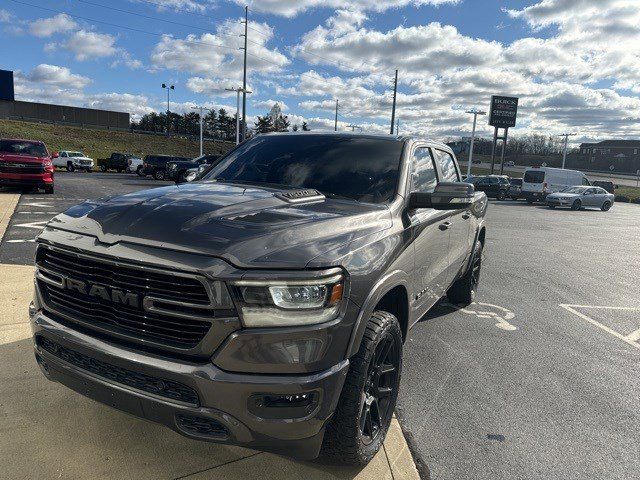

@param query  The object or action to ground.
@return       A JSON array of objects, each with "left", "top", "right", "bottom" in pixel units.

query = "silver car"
[{"left": 546, "top": 186, "right": 615, "bottom": 211}]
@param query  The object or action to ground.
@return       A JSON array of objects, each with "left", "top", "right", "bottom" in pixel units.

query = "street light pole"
[
  {"left": 334, "top": 99, "right": 339, "bottom": 132},
  {"left": 226, "top": 87, "right": 252, "bottom": 145},
  {"left": 390, "top": 69, "right": 398, "bottom": 135},
  {"left": 558, "top": 133, "right": 577, "bottom": 169},
  {"left": 162, "top": 83, "right": 174, "bottom": 136},
  {"left": 193, "top": 106, "right": 211, "bottom": 156},
  {"left": 465, "top": 108, "right": 486, "bottom": 178},
  {"left": 240, "top": 6, "right": 248, "bottom": 142}
]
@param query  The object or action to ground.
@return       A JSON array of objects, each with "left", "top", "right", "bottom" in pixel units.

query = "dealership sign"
[{"left": 489, "top": 95, "right": 519, "bottom": 128}]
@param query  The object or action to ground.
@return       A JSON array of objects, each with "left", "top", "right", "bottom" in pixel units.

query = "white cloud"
[
  {"left": 132, "top": 0, "right": 214, "bottom": 12},
  {"left": 252, "top": 99, "right": 289, "bottom": 111},
  {"left": 0, "top": 9, "right": 12, "bottom": 23},
  {"left": 30, "top": 13, "right": 77, "bottom": 38},
  {"left": 18, "top": 64, "right": 92, "bottom": 89},
  {"left": 63, "top": 30, "right": 118, "bottom": 61},
  {"left": 230, "top": 0, "right": 459, "bottom": 18}
]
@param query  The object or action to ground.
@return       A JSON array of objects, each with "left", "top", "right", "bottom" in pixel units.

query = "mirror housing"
[
  {"left": 51, "top": 152, "right": 59, "bottom": 158},
  {"left": 408, "top": 182, "right": 475, "bottom": 210}
]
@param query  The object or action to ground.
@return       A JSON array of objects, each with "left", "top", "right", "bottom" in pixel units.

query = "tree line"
[
  {"left": 130, "top": 106, "right": 311, "bottom": 139},
  {"left": 452, "top": 133, "right": 572, "bottom": 156}
]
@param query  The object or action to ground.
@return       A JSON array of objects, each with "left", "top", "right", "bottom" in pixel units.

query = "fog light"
[{"left": 249, "top": 391, "right": 320, "bottom": 419}]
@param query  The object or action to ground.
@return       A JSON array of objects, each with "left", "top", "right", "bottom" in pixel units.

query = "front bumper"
[
  {"left": 31, "top": 308, "right": 349, "bottom": 459},
  {"left": 0, "top": 172, "right": 53, "bottom": 187},
  {"left": 523, "top": 191, "right": 546, "bottom": 202},
  {"left": 546, "top": 197, "right": 570, "bottom": 207}
]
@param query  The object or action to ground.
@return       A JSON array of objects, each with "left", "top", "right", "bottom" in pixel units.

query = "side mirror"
[
  {"left": 408, "top": 182, "right": 475, "bottom": 210},
  {"left": 52, "top": 152, "right": 59, "bottom": 158}
]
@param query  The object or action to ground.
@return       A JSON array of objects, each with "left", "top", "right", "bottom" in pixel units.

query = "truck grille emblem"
[{"left": 63, "top": 277, "right": 140, "bottom": 308}]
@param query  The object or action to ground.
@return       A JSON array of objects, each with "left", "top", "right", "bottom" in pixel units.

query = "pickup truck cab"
[
  {"left": 30, "top": 133, "right": 487, "bottom": 465},
  {"left": 98, "top": 152, "right": 134, "bottom": 173},
  {"left": 167, "top": 154, "right": 222, "bottom": 183},
  {"left": 142, "top": 154, "right": 191, "bottom": 180},
  {"left": 53, "top": 150, "right": 94, "bottom": 172},
  {"left": 0, "top": 138, "right": 54, "bottom": 193}
]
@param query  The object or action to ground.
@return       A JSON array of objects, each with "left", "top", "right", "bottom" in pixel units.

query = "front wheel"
[
  {"left": 497, "top": 190, "right": 506, "bottom": 201},
  {"left": 66, "top": 163, "right": 75, "bottom": 172},
  {"left": 601, "top": 201, "right": 612, "bottom": 211},
  {"left": 447, "top": 240, "right": 483, "bottom": 306},
  {"left": 136, "top": 166, "right": 144, "bottom": 176},
  {"left": 100, "top": 165, "right": 107, "bottom": 172},
  {"left": 571, "top": 199, "right": 582, "bottom": 211},
  {"left": 320, "top": 311, "right": 402, "bottom": 466}
]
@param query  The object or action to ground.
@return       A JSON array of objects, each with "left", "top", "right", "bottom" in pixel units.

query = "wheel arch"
[{"left": 346, "top": 271, "right": 411, "bottom": 358}]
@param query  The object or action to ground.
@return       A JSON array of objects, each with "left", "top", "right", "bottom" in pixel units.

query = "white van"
[{"left": 521, "top": 167, "right": 590, "bottom": 203}]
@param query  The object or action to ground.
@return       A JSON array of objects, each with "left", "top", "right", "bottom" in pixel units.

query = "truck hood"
[
  {"left": 0, "top": 153, "right": 48, "bottom": 163},
  {"left": 48, "top": 182, "right": 392, "bottom": 269},
  {"left": 70, "top": 156, "right": 93, "bottom": 162}
]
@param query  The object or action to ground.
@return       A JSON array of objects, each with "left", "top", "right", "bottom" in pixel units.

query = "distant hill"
[{"left": 0, "top": 119, "right": 234, "bottom": 160}]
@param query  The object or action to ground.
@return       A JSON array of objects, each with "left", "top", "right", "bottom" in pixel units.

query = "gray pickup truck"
[{"left": 30, "top": 133, "right": 487, "bottom": 466}]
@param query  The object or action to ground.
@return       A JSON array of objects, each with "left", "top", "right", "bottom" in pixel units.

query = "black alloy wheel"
[
  {"left": 571, "top": 199, "right": 582, "bottom": 211},
  {"left": 360, "top": 334, "right": 399, "bottom": 445}
]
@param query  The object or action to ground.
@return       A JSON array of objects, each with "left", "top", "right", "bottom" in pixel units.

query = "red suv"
[{"left": 0, "top": 139, "right": 55, "bottom": 194}]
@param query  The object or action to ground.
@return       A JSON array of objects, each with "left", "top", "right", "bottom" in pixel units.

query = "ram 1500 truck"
[
  {"left": 0, "top": 138, "right": 55, "bottom": 193},
  {"left": 30, "top": 133, "right": 487, "bottom": 466}
]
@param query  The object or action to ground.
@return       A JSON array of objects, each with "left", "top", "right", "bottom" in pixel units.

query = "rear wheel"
[
  {"left": 601, "top": 201, "right": 612, "bottom": 211},
  {"left": 66, "top": 162, "right": 75, "bottom": 172},
  {"left": 100, "top": 165, "right": 107, "bottom": 172},
  {"left": 447, "top": 240, "right": 483, "bottom": 306},
  {"left": 153, "top": 169, "right": 166, "bottom": 180},
  {"left": 320, "top": 311, "right": 402, "bottom": 466},
  {"left": 497, "top": 190, "right": 506, "bottom": 201},
  {"left": 136, "top": 166, "right": 144, "bottom": 176},
  {"left": 571, "top": 199, "right": 582, "bottom": 211}
]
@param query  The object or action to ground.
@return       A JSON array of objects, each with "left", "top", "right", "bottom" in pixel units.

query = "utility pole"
[
  {"left": 396, "top": 118, "right": 400, "bottom": 136},
  {"left": 465, "top": 108, "right": 486, "bottom": 178},
  {"left": 240, "top": 6, "right": 248, "bottom": 142},
  {"left": 334, "top": 99, "right": 339, "bottom": 131},
  {"left": 193, "top": 106, "right": 211, "bottom": 156},
  {"left": 390, "top": 69, "right": 398, "bottom": 135},
  {"left": 558, "top": 133, "right": 577, "bottom": 169},
  {"left": 226, "top": 87, "right": 252, "bottom": 145},
  {"left": 162, "top": 83, "right": 174, "bottom": 136},
  {"left": 346, "top": 124, "right": 361, "bottom": 132}
]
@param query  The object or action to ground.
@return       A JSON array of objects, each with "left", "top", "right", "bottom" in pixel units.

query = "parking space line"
[
  {"left": 626, "top": 328, "right": 640, "bottom": 342},
  {"left": 560, "top": 304, "right": 640, "bottom": 350}
]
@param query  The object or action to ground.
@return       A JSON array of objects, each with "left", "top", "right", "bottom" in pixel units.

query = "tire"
[
  {"left": 44, "top": 185, "right": 54, "bottom": 194},
  {"left": 153, "top": 169, "right": 166, "bottom": 180},
  {"left": 100, "top": 165, "right": 107, "bottom": 172},
  {"left": 320, "top": 311, "right": 402, "bottom": 466},
  {"left": 601, "top": 201, "right": 612, "bottom": 211},
  {"left": 136, "top": 166, "right": 144, "bottom": 177},
  {"left": 497, "top": 190, "right": 506, "bottom": 201},
  {"left": 66, "top": 162, "right": 75, "bottom": 172},
  {"left": 447, "top": 240, "right": 483, "bottom": 306},
  {"left": 526, "top": 198, "right": 534, "bottom": 205},
  {"left": 571, "top": 199, "right": 582, "bottom": 211},
  {"left": 117, "top": 168, "right": 123, "bottom": 173}
]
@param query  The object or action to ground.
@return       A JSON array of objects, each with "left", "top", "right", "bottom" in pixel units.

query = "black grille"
[
  {"left": 37, "top": 247, "right": 216, "bottom": 348},
  {"left": 176, "top": 414, "right": 229, "bottom": 438},
  {"left": 37, "top": 336, "right": 200, "bottom": 406},
  {"left": 0, "top": 162, "right": 45, "bottom": 174}
]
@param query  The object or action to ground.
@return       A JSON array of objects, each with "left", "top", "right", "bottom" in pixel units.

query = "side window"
[
  {"left": 432, "top": 149, "right": 459, "bottom": 182},
  {"left": 410, "top": 147, "right": 438, "bottom": 193},
  {"left": 582, "top": 176, "right": 590, "bottom": 186},
  {"left": 585, "top": 188, "right": 596, "bottom": 195},
  {"left": 61, "top": 152, "right": 67, "bottom": 157}
]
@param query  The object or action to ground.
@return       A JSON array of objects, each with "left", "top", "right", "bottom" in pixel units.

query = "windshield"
[
  {"left": 561, "top": 186, "right": 588, "bottom": 194},
  {"left": 68, "top": 152, "right": 84, "bottom": 157},
  {"left": 203, "top": 134, "right": 404, "bottom": 204},
  {"left": 0, "top": 140, "right": 48, "bottom": 157}
]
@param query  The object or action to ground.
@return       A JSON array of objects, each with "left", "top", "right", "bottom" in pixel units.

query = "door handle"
[
  {"left": 462, "top": 212, "right": 471, "bottom": 220},
  {"left": 439, "top": 221, "right": 451, "bottom": 231}
]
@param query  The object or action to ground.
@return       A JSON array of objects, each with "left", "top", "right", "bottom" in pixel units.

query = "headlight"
[{"left": 232, "top": 273, "right": 344, "bottom": 327}]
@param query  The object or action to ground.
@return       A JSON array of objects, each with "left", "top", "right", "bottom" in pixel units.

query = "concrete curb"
[
  {"left": 0, "top": 192, "right": 20, "bottom": 243},
  {"left": 0, "top": 263, "right": 420, "bottom": 479}
]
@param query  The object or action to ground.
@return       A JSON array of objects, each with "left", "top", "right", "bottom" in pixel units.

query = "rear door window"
[{"left": 524, "top": 171, "right": 545, "bottom": 183}]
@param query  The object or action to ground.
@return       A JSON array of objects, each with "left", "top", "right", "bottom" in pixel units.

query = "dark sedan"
[{"left": 470, "top": 175, "right": 511, "bottom": 200}]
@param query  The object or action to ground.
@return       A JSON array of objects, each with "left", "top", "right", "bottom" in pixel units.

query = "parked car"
[
  {"left": 521, "top": 167, "right": 590, "bottom": 204},
  {"left": 592, "top": 180, "right": 616, "bottom": 193},
  {"left": 470, "top": 175, "right": 511, "bottom": 200},
  {"left": 546, "top": 186, "right": 615, "bottom": 211},
  {"left": 0, "top": 139, "right": 55, "bottom": 193},
  {"left": 508, "top": 178, "right": 523, "bottom": 200},
  {"left": 141, "top": 154, "right": 191, "bottom": 180},
  {"left": 126, "top": 157, "right": 144, "bottom": 176},
  {"left": 167, "top": 154, "right": 222, "bottom": 183},
  {"left": 30, "top": 133, "right": 487, "bottom": 465},
  {"left": 53, "top": 150, "right": 94, "bottom": 172},
  {"left": 98, "top": 152, "right": 135, "bottom": 173}
]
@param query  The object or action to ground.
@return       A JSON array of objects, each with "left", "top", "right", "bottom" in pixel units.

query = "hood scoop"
[{"left": 275, "top": 189, "right": 325, "bottom": 204}]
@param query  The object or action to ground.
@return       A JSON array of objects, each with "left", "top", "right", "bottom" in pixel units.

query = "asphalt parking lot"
[{"left": 1, "top": 172, "right": 639, "bottom": 479}]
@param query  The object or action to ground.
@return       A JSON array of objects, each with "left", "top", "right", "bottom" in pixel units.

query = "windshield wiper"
[{"left": 318, "top": 191, "right": 360, "bottom": 203}]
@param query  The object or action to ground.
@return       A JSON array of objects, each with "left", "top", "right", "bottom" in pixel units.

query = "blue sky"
[{"left": 1, "top": 0, "right": 639, "bottom": 142}]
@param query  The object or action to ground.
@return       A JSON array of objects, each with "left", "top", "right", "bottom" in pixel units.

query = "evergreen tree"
[
  {"left": 302, "top": 121, "right": 310, "bottom": 131},
  {"left": 274, "top": 114, "right": 290, "bottom": 132},
  {"left": 203, "top": 110, "right": 217, "bottom": 137},
  {"left": 292, "top": 124, "right": 299, "bottom": 132},
  {"left": 217, "top": 108, "right": 233, "bottom": 140},
  {"left": 255, "top": 115, "right": 274, "bottom": 133}
]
